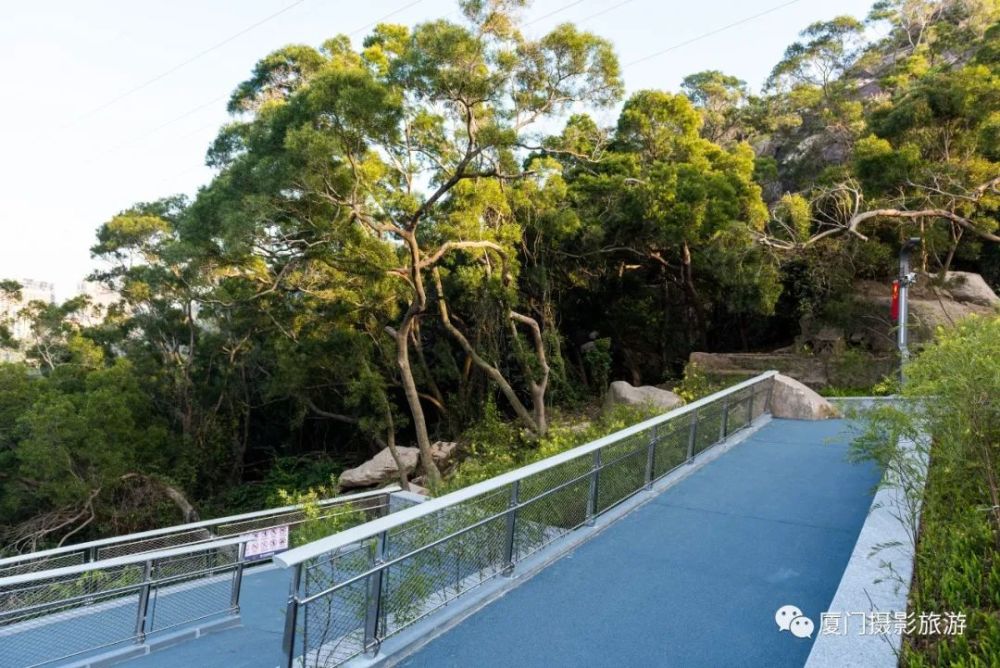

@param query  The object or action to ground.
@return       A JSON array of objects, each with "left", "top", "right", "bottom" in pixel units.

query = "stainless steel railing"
[
  {"left": 275, "top": 372, "right": 777, "bottom": 668},
  {"left": 0, "top": 537, "right": 247, "bottom": 667},
  {"left": 0, "top": 487, "right": 399, "bottom": 578}
]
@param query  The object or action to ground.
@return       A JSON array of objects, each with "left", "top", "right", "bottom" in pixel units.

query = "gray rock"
[
  {"left": 769, "top": 374, "right": 839, "bottom": 420},
  {"left": 430, "top": 441, "right": 457, "bottom": 465},
  {"left": 944, "top": 271, "right": 1000, "bottom": 307},
  {"left": 339, "top": 441, "right": 458, "bottom": 491},
  {"left": 603, "top": 380, "right": 685, "bottom": 413},
  {"left": 339, "top": 447, "right": 419, "bottom": 490}
]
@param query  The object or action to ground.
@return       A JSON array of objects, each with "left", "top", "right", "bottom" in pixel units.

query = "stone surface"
[
  {"left": 603, "top": 381, "right": 685, "bottom": 413},
  {"left": 430, "top": 441, "right": 457, "bottom": 464},
  {"left": 769, "top": 374, "right": 839, "bottom": 420},
  {"left": 339, "top": 447, "right": 419, "bottom": 490},
  {"left": 340, "top": 441, "right": 457, "bottom": 490},
  {"left": 944, "top": 271, "right": 1000, "bottom": 307}
]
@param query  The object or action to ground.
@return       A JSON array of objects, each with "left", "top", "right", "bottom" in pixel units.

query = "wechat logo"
[{"left": 776, "top": 604, "right": 814, "bottom": 639}]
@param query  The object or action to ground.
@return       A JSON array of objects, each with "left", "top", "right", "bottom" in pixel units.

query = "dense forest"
[{"left": 1, "top": 0, "right": 998, "bottom": 551}]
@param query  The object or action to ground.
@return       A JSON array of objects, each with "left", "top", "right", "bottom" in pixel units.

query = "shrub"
[{"left": 852, "top": 315, "right": 1000, "bottom": 666}]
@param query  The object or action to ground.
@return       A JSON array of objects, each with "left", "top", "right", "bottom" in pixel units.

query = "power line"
[
  {"left": 575, "top": 0, "right": 638, "bottom": 26},
  {"left": 524, "top": 0, "right": 589, "bottom": 27},
  {"left": 83, "top": 0, "right": 430, "bottom": 163},
  {"left": 624, "top": 0, "right": 804, "bottom": 68},
  {"left": 348, "top": 0, "right": 426, "bottom": 36},
  {"left": 75, "top": 0, "right": 309, "bottom": 121}
]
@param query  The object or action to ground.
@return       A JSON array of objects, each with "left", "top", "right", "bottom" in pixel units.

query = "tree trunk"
[
  {"left": 510, "top": 310, "right": 550, "bottom": 436},
  {"left": 393, "top": 312, "right": 441, "bottom": 485},
  {"left": 681, "top": 241, "right": 708, "bottom": 348},
  {"left": 433, "top": 269, "right": 542, "bottom": 436}
]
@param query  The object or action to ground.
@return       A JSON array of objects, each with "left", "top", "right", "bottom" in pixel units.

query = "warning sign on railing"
[{"left": 244, "top": 525, "right": 289, "bottom": 560}]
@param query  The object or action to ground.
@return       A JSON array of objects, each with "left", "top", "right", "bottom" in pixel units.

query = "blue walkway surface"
[{"left": 398, "top": 418, "right": 881, "bottom": 668}]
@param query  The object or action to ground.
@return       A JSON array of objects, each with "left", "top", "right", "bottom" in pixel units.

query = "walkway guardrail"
[
  {"left": 275, "top": 372, "right": 777, "bottom": 668},
  {"left": 0, "top": 487, "right": 398, "bottom": 578},
  {"left": 0, "top": 537, "right": 247, "bottom": 667}
]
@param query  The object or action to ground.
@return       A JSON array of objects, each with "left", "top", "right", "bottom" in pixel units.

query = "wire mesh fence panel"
[
  {"left": 726, "top": 389, "right": 752, "bottom": 435},
  {"left": 146, "top": 545, "right": 240, "bottom": 633},
  {"left": 97, "top": 528, "right": 216, "bottom": 560},
  {"left": 694, "top": 405, "right": 725, "bottom": 456},
  {"left": 0, "top": 552, "right": 88, "bottom": 579},
  {"left": 514, "top": 463, "right": 591, "bottom": 560},
  {"left": 297, "top": 542, "right": 376, "bottom": 667},
  {"left": 0, "top": 586, "right": 141, "bottom": 667},
  {"left": 653, "top": 422, "right": 691, "bottom": 478},
  {"left": 0, "top": 540, "right": 245, "bottom": 668},
  {"left": 301, "top": 576, "right": 370, "bottom": 668},
  {"left": 0, "top": 489, "right": 394, "bottom": 577},
  {"left": 596, "top": 431, "right": 650, "bottom": 513}
]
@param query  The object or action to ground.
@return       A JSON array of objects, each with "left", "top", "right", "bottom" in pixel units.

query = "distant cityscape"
[{"left": 0, "top": 279, "right": 117, "bottom": 363}]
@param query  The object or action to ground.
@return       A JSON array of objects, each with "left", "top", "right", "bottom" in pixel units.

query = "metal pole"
[
  {"left": 502, "top": 481, "right": 519, "bottom": 575},
  {"left": 686, "top": 410, "right": 698, "bottom": 463},
  {"left": 746, "top": 389, "right": 755, "bottom": 427},
  {"left": 586, "top": 449, "right": 601, "bottom": 524},
  {"left": 282, "top": 564, "right": 303, "bottom": 668},
  {"left": 364, "top": 531, "right": 388, "bottom": 655},
  {"left": 134, "top": 560, "right": 153, "bottom": 644},
  {"left": 644, "top": 424, "right": 658, "bottom": 489},
  {"left": 898, "top": 237, "right": 920, "bottom": 384},
  {"left": 719, "top": 399, "right": 729, "bottom": 441},
  {"left": 230, "top": 542, "right": 246, "bottom": 613}
]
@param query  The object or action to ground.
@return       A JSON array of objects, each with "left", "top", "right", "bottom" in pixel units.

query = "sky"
[{"left": 0, "top": 0, "right": 878, "bottom": 299}]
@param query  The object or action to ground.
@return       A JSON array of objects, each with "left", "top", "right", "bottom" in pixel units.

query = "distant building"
[
  {"left": 0, "top": 278, "right": 56, "bottom": 363},
  {"left": 73, "top": 281, "right": 120, "bottom": 327}
]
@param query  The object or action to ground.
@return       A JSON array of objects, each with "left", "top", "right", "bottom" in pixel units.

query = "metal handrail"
[
  {"left": 0, "top": 536, "right": 247, "bottom": 590},
  {"left": 274, "top": 371, "right": 777, "bottom": 569},
  {"left": 0, "top": 486, "right": 399, "bottom": 571}
]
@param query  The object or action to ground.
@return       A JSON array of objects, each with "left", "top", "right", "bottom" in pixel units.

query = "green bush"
[
  {"left": 852, "top": 315, "right": 1000, "bottom": 666},
  {"left": 441, "top": 401, "right": 661, "bottom": 494}
]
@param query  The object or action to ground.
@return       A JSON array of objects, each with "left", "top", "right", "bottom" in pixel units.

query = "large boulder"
[
  {"left": 339, "top": 447, "right": 419, "bottom": 490},
  {"left": 603, "top": 381, "right": 685, "bottom": 413},
  {"left": 769, "top": 374, "right": 839, "bottom": 420},
  {"left": 339, "top": 441, "right": 458, "bottom": 491},
  {"left": 944, "top": 271, "right": 1000, "bottom": 307}
]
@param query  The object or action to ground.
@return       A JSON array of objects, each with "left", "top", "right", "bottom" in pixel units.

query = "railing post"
[
  {"left": 719, "top": 398, "right": 729, "bottom": 442},
  {"left": 502, "top": 480, "right": 520, "bottom": 575},
  {"left": 364, "top": 531, "right": 388, "bottom": 655},
  {"left": 686, "top": 410, "right": 698, "bottom": 463},
  {"left": 586, "top": 449, "right": 601, "bottom": 524},
  {"left": 133, "top": 559, "right": 153, "bottom": 644},
  {"left": 644, "top": 424, "right": 657, "bottom": 489},
  {"left": 747, "top": 388, "right": 756, "bottom": 425},
  {"left": 87, "top": 546, "right": 97, "bottom": 563},
  {"left": 764, "top": 378, "right": 774, "bottom": 416},
  {"left": 230, "top": 542, "right": 246, "bottom": 613},
  {"left": 282, "top": 563, "right": 303, "bottom": 668}
]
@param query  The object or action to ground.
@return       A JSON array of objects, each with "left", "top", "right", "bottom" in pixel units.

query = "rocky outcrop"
[
  {"left": 769, "top": 374, "right": 839, "bottom": 420},
  {"left": 603, "top": 381, "right": 685, "bottom": 413},
  {"left": 943, "top": 272, "right": 1000, "bottom": 307},
  {"left": 339, "top": 441, "right": 457, "bottom": 490}
]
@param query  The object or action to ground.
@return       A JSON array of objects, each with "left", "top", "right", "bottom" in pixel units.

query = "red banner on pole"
[{"left": 891, "top": 280, "right": 900, "bottom": 321}]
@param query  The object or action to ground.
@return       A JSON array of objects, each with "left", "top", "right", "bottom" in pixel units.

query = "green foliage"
[
  {"left": 275, "top": 482, "right": 368, "bottom": 547},
  {"left": 673, "top": 363, "right": 748, "bottom": 404},
  {"left": 441, "top": 401, "right": 661, "bottom": 493},
  {"left": 581, "top": 338, "right": 612, "bottom": 397},
  {"left": 852, "top": 315, "right": 1000, "bottom": 666}
]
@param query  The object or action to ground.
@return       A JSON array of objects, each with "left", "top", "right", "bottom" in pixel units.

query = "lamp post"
[{"left": 897, "top": 237, "right": 921, "bottom": 383}]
